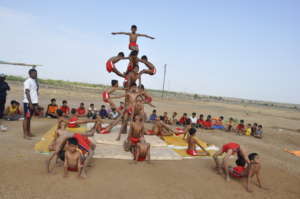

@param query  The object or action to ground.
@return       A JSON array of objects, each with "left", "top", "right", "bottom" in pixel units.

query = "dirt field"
[{"left": 1, "top": 82, "right": 300, "bottom": 199}]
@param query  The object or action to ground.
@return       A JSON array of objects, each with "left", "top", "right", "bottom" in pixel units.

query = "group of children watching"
[
  {"left": 45, "top": 98, "right": 121, "bottom": 120},
  {"left": 149, "top": 110, "right": 264, "bottom": 139}
]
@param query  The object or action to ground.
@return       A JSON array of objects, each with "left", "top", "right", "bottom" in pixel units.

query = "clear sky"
[{"left": 0, "top": 0, "right": 299, "bottom": 104}]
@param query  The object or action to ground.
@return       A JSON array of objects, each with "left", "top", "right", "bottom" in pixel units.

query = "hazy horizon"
[{"left": 1, "top": 1, "right": 299, "bottom": 104}]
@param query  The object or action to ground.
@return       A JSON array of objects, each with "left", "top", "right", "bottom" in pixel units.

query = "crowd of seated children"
[
  {"left": 4, "top": 100, "right": 22, "bottom": 121},
  {"left": 99, "top": 105, "right": 108, "bottom": 119},
  {"left": 87, "top": 103, "right": 97, "bottom": 119},
  {"left": 46, "top": 98, "right": 58, "bottom": 118},
  {"left": 60, "top": 100, "right": 70, "bottom": 117},
  {"left": 77, "top": 102, "right": 86, "bottom": 117}
]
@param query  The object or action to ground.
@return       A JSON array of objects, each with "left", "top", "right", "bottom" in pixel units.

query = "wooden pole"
[{"left": 161, "top": 64, "right": 167, "bottom": 98}]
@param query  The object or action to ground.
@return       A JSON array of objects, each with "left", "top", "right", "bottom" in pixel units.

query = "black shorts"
[{"left": 23, "top": 103, "right": 38, "bottom": 118}]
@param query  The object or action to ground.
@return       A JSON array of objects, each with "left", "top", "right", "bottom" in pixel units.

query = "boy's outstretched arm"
[
  {"left": 112, "top": 32, "right": 130, "bottom": 35},
  {"left": 137, "top": 33, "right": 155, "bottom": 39}
]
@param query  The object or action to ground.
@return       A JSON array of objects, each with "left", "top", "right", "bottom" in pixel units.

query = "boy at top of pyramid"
[{"left": 112, "top": 25, "right": 155, "bottom": 52}]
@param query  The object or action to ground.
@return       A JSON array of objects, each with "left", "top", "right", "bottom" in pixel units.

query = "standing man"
[
  {"left": 0, "top": 73, "right": 10, "bottom": 131},
  {"left": 23, "top": 69, "right": 39, "bottom": 139}
]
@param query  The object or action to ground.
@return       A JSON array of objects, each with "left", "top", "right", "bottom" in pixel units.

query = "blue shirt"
[{"left": 149, "top": 113, "right": 157, "bottom": 121}]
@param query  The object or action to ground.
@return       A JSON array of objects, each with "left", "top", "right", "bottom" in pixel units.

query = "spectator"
[
  {"left": 203, "top": 115, "right": 212, "bottom": 129},
  {"left": 99, "top": 105, "right": 108, "bottom": 119},
  {"left": 251, "top": 123, "right": 258, "bottom": 136},
  {"left": 60, "top": 100, "right": 70, "bottom": 117},
  {"left": 87, "top": 103, "right": 97, "bottom": 118},
  {"left": 162, "top": 112, "right": 170, "bottom": 124},
  {"left": 149, "top": 109, "right": 157, "bottom": 121},
  {"left": 0, "top": 73, "right": 10, "bottom": 119},
  {"left": 23, "top": 68, "right": 39, "bottom": 139},
  {"left": 254, "top": 125, "right": 263, "bottom": 139},
  {"left": 4, "top": 100, "right": 22, "bottom": 121},
  {"left": 177, "top": 113, "right": 188, "bottom": 126},
  {"left": 68, "top": 108, "right": 79, "bottom": 128},
  {"left": 77, "top": 102, "right": 86, "bottom": 117},
  {"left": 109, "top": 108, "right": 119, "bottom": 120},
  {"left": 46, "top": 98, "right": 58, "bottom": 118},
  {"left": 236, "top": 120, "right": 245, "bottom": 135},
  {"left": 190, "top": 112, "right": 197, "bottom": 126},
  {"left": 212, "top": 116, "right": 225, "bottom": 130},
  {"left": 197, "top": 114, "right": 205, "bottom": 128},
  {"left": 171, "top": 112, "right": 178, "bottom": 124}
]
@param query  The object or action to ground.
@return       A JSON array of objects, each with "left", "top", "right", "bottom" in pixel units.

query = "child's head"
[
  {"left": 188, "top": 127, "right": 197, "bottom": 136},
  {"left": 71, "top": 108, "right": 77, "bottom": 115},
  {"left": 152, "top": 109, "right": 156, "bottom": 113},
  {"left": 247, "top": 123, "right": 252, "bottom": 128},
  {"left": 80, "top": 102, "right": 84, "bottom": 108},
  {"left": 183, "top": 113, "right": 187, "bottom": 117},
  {"left": 134, "top": 114, "right": 142, "bottom": 122},
  {"left": 130, "top": 83, "right": 138, "bottom": 92},
  {"left": 118, "top": 52, "right": 125, "bottom": 57},
  {"left": 235, "top": 157, "right": 246, "bottom": 167},
  {"left": 258, "top": 125, "right": 263, "bottom": 130},
  {"left": 192, "top": 112, "right": 196, "bottom": 117},
  {"left": 129, "top": 50, "right": 138, "bottom": 57},
  {"left": 220, "top": 116, "right": 224, "bottom": 121},
  {"left": 229, "top": 117, "right": 233, "bottom": 121},
  {"left": 141, "top": 55, "right": 148, "bottom": 61},
  {"left": 240, "top": 120, "right": 244, "bottom": 124},
  {"left": 111, "top": 108, "right": 116, "bottom": 112},
  {"left": 207, "top": 115, "right": 211, "bottom": 120},
  {"left": 248, "top": 153, "right": 260, "bottom": 164},
  {"left": 90, "top": 103, "right": 94, "bottom": 108},
  {"left": 67, "top": 138, "right": 78, "bottom": 153},
  {"left": 163, "top": 112, "right": 168, "bottom": 116},
  {"left": 186, "top": 118, "right": 191, "bottom": 125},
  {"left": 51, "top": 98, "right": 56, "bottom": 105},
  {"left": 101, "top": 105, "right": 105, "bottom": 109},
  {"left": 62, "top": 100, "right": 67, "bottom": 106},
  {"left": 199, "top": 114, "right": 204, "bottom": 119},
  {"left": 56, "top": 109, "right": 64, "bottom": 117},
  {"left": 131, "top": 25, "right": 137, "bottom": 33},
  {"left": 173, "top": 112, "right": 177, "bottom": 116},
  {"left": 111, "top": 79, "right": 118, "bottom": 87},
  {"left": 10, "top": 100, "right": 18, "bottom": 108},
  {"left": 133, "top": 65, "right": 139, "bottom": 73}
]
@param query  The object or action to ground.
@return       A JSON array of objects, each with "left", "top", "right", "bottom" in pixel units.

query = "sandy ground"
[{"left": 1, "top": 82, "right": 300, "bottom": 199}]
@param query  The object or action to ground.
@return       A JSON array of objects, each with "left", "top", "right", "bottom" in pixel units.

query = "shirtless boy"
[
  {"left": 63, "top": 137, "right": 83, "bottom": 177},
  {"left": 126, "top": 115, "right": 145, "bottom": 152},
  {"left": 106, "top": 52, "right": 127, "bottom": 76},
  {"left": 112, "top": 25, "right": 155, "bottom": 52},
  {"left": 138, "top": 55, "right": 156, "bottom": 76},
  {"left": 182, "top": 119, "right": 193, "bottom": 140},
  {"left": 213, "top": 142, "right": 249, "bottom": 181},
  {"left": 102, "top": 80, "right": 125, "bottom": 111},
  {"left": 135, "top": 140, "right": 151, "bottom": 162},
  {"left": 186, "top": 127, "right": 209, "bottom": 156},
  {"left": 149, "top": 116, "right": 175, "bottom": 136}
]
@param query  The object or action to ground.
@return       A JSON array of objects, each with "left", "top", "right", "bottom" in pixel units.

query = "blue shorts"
[
  {"left": 23, "top": 103, "right": 38, "bottom": 118},
  {"left": 212, "top": 125, "right": 225, "bottom": 130}
]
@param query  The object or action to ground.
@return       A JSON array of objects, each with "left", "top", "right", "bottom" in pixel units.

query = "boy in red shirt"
[
  {"left": 77, "top": 102, "right": 86, "bottom": 117},
  {"left": 60, "top": 100, "right": 70, "bottom": 117},
  {"left": 177, "top": 113, "right": 188, "bottom": 126},
  {"left": 236, "top": 120, "right": 245, "bottom": 135}
]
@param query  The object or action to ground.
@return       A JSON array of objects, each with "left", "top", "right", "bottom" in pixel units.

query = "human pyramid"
[{"left": 101, "top": 25, "right": 156, "bottom": 161}]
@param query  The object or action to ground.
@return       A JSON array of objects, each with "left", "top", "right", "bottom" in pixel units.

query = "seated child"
[
  {"left": 4, "top": 100, "right": 22, "bottom": 121},
  {"left": 177, "top": 113, "right": 188, "bottom": 126},
  {"left": 87, "top": 103, "right": 97, "bottom": 119},
  {"left": 60, "top": 100, "right": 70, "bottom": 117},
  {"left": 212, "top": 116, "right": 225, "bottom": 130},
  {"left": 68, "top": 108, "right": 79, "bottom": 128},
  {"left": 77, "top": 102, "right": 86, "bottom": 117},
  {"left": 63, "top": 137, "right": 83, "bottom": 177},
  {"left": 196, "top": 114, "right": 205, "bottom": 128},
  {"left": 245, "top": 124, "right": 252, "bottom": 136},
  {"left": 203, "top": 115, "right": 212, "bottom": 129},
  {"left": 149, "top": 109, "right": 157, "bottom": 121},
  {"left": 34, "top": 105, "right": 45, "bottom": 118},
  {"left": 171, "top": 112, "right": 178, "bottom": 125},
  {"left": 254, "top": 125, "right": 263, "bottom": 139},
  {"left": 148, "top": 116, "right": 175, "bottom": 136},
  {"left": 189, "top": 112, "right": 197, "bottom": 127},
  {"left": 251, "top": 123, "right": 258, "bottom": 136},
  {"left": 236, "top": 120, "right": 245, "bottom": 135},
  {"left": 226, "top": 117, "right": 234, "bottom": 132},
  {"left": 186, "top": 127, "right": 209, "bottom": 156},
  {"left": 108, "top": 108, "right": 119, "bottom": 120},
  {"left": 162, "top": 112, "right": 170, "bottom": 124},
  {"left": 46, "top": 98, "right": 58, "bottom": 118},
  {"left": 99, "top": 105, "right": 108, "bottom": 119},
  {"left": 135, "top": 140, "right": 150, "bottom": 162}
]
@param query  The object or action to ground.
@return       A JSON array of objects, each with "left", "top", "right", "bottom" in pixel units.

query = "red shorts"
[
  {"left": 222, "top": 142, "right": 240, "bottom": 153},
  {"left": 68, "top": 167, "right": 78, "bottom": 172},
  {"left": 229, "top": 166, "right": 245, "bottom": 178},
  {"left": 102, "top": 91, "right": 110, "bottom": 103},
  {"left": 145, "top": 96, "right": 152, "bottom": 103},
  {"left": 106, "top": 60, "right": 113, "bottom": 73},
  {"left": 73, "top": 133, "right": 91, "bottom": 152},
  {"left": 127, "top": 64, "right": 134, "bottom": 72},
  {"left": 130, "top": 137, "right": 140, "bottom": 144},
  {"left": 125, "top": 107, "right": 133, "bottom": 115},
  {"left": 138, "top": 156, "right": 146, "bottom": 161},
  {"left": 146, "top": 130, "right": 155, "bottom": 135},
  {"left": 187, "top": 149, "right": 198, "bottom": 156},
  {"left": 129, "top": 42, "right": 138, "bottom": 48}
]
